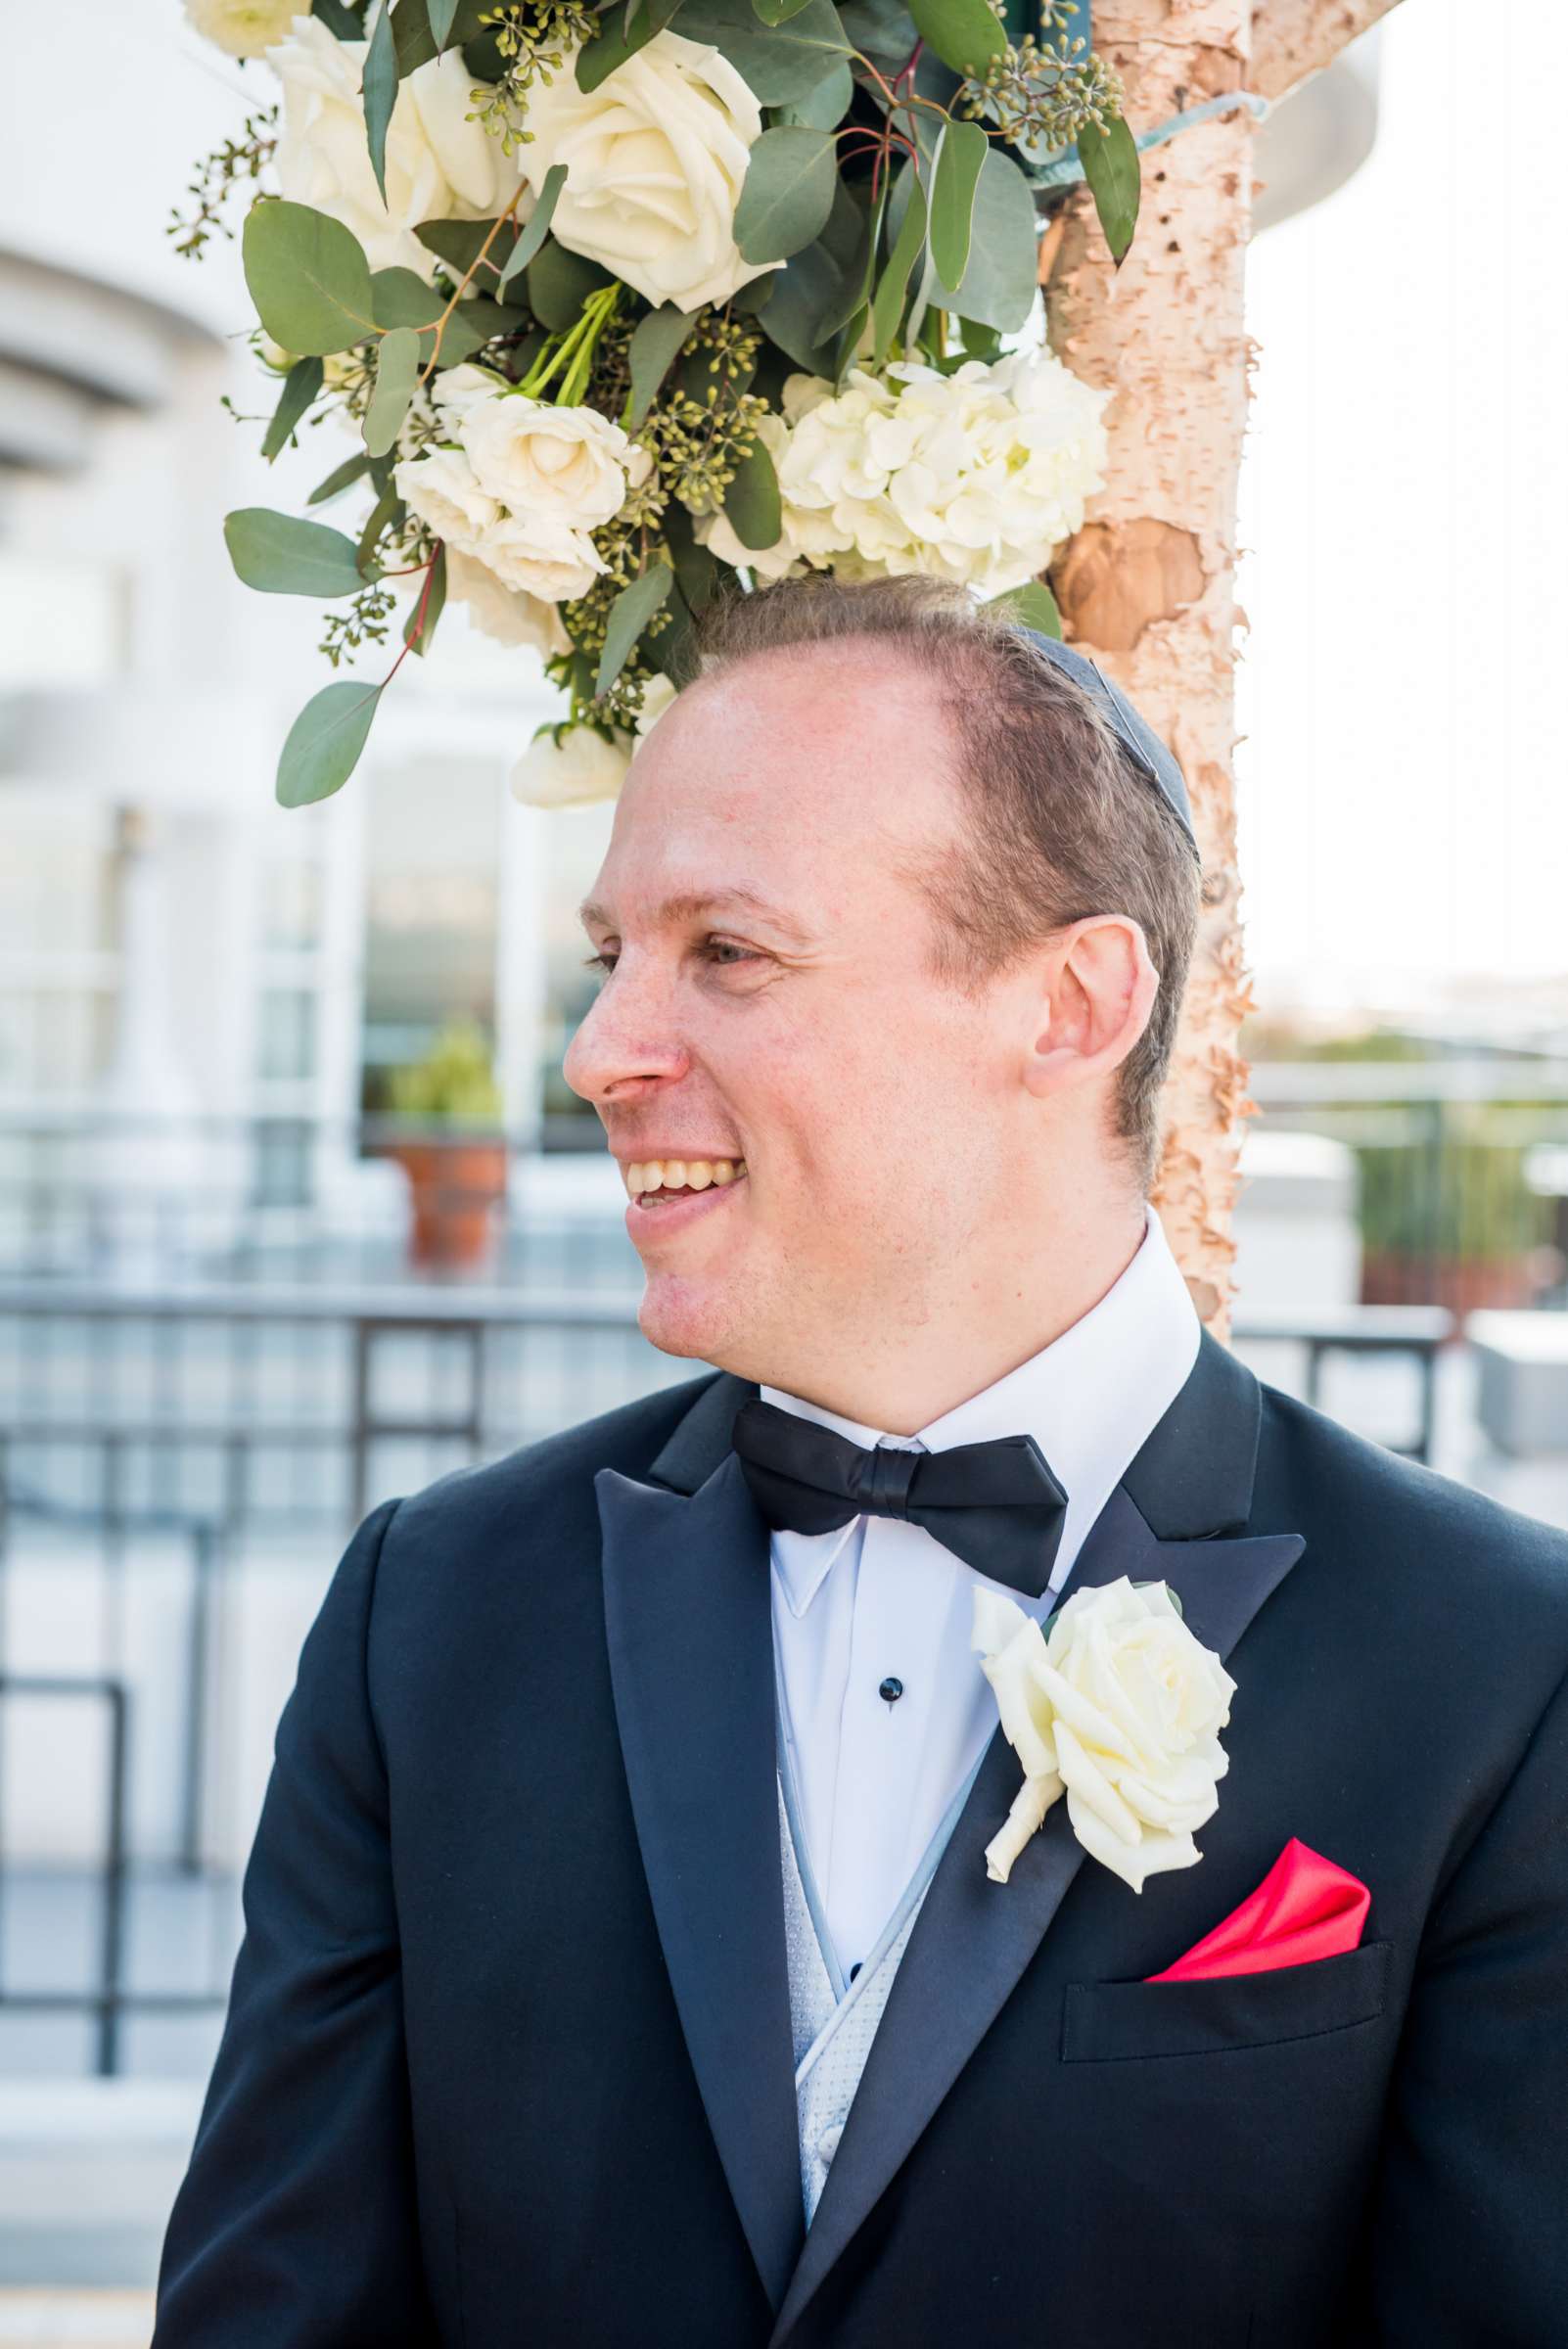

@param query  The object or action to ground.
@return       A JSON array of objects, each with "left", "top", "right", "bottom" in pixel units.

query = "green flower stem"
[
  {"left": 558, "top": 284, "right": 622, "bottom": 405},
  {"left": 517, "top": 284, "right": 622, "bottom": 406}
]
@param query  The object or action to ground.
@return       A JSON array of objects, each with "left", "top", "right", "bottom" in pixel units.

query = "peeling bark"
[
  {"left": 1044, "top": 0, "right": 1261, "bottom": 1334},
  {"left": 1251, "top": 0, "right": 1404, "bottom": 103},
  {"left": 1042, "top": 0, "right": 1404, "bottom": 1328}
]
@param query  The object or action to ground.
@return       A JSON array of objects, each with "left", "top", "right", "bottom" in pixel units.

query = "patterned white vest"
[{"left": 774, "top": 1653, "right": 986, "bottom": 2227}]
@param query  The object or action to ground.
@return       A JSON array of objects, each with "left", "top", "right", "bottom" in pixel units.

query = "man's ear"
[{"left": 1022, "top": 915, "right": 1159, "bottom": 1099}]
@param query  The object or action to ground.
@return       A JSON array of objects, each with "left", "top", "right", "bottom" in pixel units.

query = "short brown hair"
[{"left": 673, "top": 572, "right": 1202, "bottom": 1197}]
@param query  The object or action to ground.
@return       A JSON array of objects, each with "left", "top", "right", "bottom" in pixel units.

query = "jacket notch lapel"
[
  {"left": 766, "top": 1329, "right": 1307, "bottom": 2347},
  {"left": 597, "top": 1434, "right": 805, "bottom": 2314}
]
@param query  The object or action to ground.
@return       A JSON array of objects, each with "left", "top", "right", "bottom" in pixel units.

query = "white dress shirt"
[{"left": 762, "top": 1199, "right": 1202, "bottom": 1981}]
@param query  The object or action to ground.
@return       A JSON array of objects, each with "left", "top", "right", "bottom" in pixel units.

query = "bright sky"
[
  {"left": 8, "top": 4, "right": 1562, "bottom": 1011},
  {"left": 1236, "top": 0, "right": 1568, "bottom": 1008}
]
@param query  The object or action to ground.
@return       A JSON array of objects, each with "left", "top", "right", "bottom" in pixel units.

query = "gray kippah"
[{"left": 1011, "top": 625, "right": 1201, "bottom": 865}]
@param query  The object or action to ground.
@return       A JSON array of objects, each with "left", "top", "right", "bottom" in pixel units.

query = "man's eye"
[{"left": 580, "top": 941, "right": 759, "bottom": 975}]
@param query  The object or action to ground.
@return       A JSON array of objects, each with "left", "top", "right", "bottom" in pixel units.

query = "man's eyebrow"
[{"left": 576, "top": 888, "right": 812, "bottom": 939}]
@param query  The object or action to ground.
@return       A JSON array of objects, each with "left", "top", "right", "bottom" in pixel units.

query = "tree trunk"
[
  {"left": 1043, "top": 0, "right": 1257, "bottom": 1333},
  {"left": 1042, "top": 0, "right": 1400, "bottom": 1334}
]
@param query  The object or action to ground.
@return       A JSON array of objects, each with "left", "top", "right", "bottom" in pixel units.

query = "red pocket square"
[{"left": 1144, "top": 1838, "right": 1370, "bottom": 1982}]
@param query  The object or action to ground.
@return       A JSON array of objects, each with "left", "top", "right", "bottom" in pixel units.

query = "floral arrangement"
[{"left": 176, "top": 0, "right": 1141, "bottom": 809}]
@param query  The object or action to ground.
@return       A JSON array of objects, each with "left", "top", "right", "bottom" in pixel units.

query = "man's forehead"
[{"left": 576, "top": 883, "right": 817, "bottom": 940}]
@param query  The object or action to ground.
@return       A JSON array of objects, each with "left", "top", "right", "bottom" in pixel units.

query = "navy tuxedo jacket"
[{"left": 153, "top": 1330, "right": 1568, "bottom": 2348}]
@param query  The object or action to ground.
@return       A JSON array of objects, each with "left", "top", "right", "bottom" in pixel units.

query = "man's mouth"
[{"left": 623, "top": 1157, "right": 748, "bottom": 1210}]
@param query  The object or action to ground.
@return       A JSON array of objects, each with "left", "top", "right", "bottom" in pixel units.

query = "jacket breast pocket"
[{"left": 1061, "top": 1939, "right": 1393, "bottom": 2062}]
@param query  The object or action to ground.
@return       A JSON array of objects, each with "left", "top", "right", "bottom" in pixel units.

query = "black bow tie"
[{"left": 730, "top": 1398, "right": 1069, "bottom": 1598}]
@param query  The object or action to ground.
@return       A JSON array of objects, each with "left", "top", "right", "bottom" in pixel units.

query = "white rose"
[
  {"left": 510, "top": 722, "right": 632, "bottom": 807},
  {"left": 471, "top": 516, "right": 605, "bottom": 602},
  {"left": 517, "top": 29, "right": 783, "bottom": 313},
  {"left": 184, "top": 0, "right": 297, "bottom": 57},
  {"left": 265, "top": 15, "right": 529, "bottom": 278},
  {"left": 633, "top": 672, "right": 678, "bottom": 734},
  {"left": 445, "top": 549, "right": 571, "bottom": 656},
  {"left": 433, "top": 363, "right": 513, "bottom": 427},
  {"left": 392, "top": 445, "right": 501, "bottom": 543},
  {"left": 972, "top": 1576, "right": 1236, "bottom": 1894},
  {"left": 457, "top": 394, "right": 652, "bottom": 532}
]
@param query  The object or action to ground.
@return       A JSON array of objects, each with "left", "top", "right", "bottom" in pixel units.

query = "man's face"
[{"left": 563, "top": 641, "right": 1042, "bottom": 1389}]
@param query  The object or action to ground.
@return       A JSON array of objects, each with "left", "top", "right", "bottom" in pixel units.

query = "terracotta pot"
[
  {"left": 1360, "top": 1249, "right": 1538, "bottom": 1318},
  {"left": 387, "top": 1139, "right": 509, "bottom": 1268}
]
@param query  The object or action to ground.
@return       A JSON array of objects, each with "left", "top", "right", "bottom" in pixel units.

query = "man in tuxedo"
[{"left": 154, "top": 574, "right": 1568, "bottom": 2347}]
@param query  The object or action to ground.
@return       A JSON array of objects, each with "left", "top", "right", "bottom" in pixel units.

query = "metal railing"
[{"left": 0, "top": 1277, "right": 1464, "bottom": 2075}]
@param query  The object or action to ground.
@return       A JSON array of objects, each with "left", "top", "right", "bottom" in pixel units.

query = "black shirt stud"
[{"left": 879, "top": 1677, "right": 903, "bottom": 1708}]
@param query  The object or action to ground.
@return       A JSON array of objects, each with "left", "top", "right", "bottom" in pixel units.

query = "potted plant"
[{"left": 382, "top": 1021, "right": 509, "bottom": 1270}]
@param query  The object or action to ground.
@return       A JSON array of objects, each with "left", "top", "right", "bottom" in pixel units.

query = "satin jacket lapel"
[
  {"left": 596, "top": 1377, "right": 804, "bottom": 2315},
  {"left": 766, "top": 1327, "right": 1307, "bottom": 2349}
]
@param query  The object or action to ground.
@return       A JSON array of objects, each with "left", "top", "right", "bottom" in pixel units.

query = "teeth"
[{"left": 625, "top": 1157, "right": 747, "bottom": 1199}]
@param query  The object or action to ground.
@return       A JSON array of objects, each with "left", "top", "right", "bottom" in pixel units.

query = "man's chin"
[{"left": 634, "top": 1272, "right": 739, "bottom": 1366}]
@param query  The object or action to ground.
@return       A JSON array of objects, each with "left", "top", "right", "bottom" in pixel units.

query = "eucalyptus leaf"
[
  {"left": 627, "top": 304, "right": 700, "bottom": 426},
  {"left": 751, "top": 0, "right": 819, "bottom": 20},
  {"left": 576, "top": 0, "right": 683, "bottom": 89},
  {"left": 311, "top": 0, "right": 363, "bottom": 36},
  {"left": 755, "top": 236, "right": 842, "bottom": 372},
  {"left": 596, "top": 561, "right": 673, "bottom": 697},
  {"left": 363, "top": 325, "right": 422, "bottom": 457},
  {"left": 871, "top": 163, "right": 927, "bottom": 365},
  {"left": 722, "top": 429, "right": 782, "bottom": 551},
  {"left": 370, "top": 267, "right": 445, "bottom": 330},
  {"left": 645, "top": 574, "right": 694, "bottom": 682},
  {"left": 774, "top": 57, "right": 853, "bottom": 128},
  {"left": 929, "top": 116, "right": 987, "bottom": 288},
  {"left": 906, "top": 0, "right": 1006, "bottom": 75},
  {"left": 404, "top": 543, "right": 447, "bottom": 656},
  {"left": 495, "top": 161, "right": 566, "bottom": 294},
  {"left": 734, "top": 125, "right": 838, "bottom": 265},
  {"left": 277, "top": 679, "right": 383, "bottom": 809},
  {"left": 527, "top": 239, "right": 613, "bottom": 330},
  {"left": 357, "top": 482, "right": 401, "bottom": 576},
  {"left": 675, "top": 0, "right": 849, "bottom": 105},
  {"left": 362, "top": 0, "right": 398, "bottom": 204},
  {"left": 427, "top": 0, "right": 460, "bottom": 41},
  {"left": 243, "top": 200, "right": 376, "bottom": 356},
  {"left": 1079, "top": 114, "right": 1140, "bottom": 266},
  {"left": 261, "top": 357, "right": 324, "bottom": 462},
  {"left": 224, "top": 508, "right": 368, "bottom": 598},
  {"left": 665, "top": 503, "right": 717, "bottom": 615},
  {"left": 392, "top": 0, "right": 490, "bottom": 73},
  {"left": 924, "top": 147, "right": 1038, "bottom": 331},
  {"left": 987, "top": 577, "right": 1062, "bottom": 639},
  {"left": 307, "top": 449, "right": 373, "bottom": 505},
  {"left": 414, "top": 217, "right": 508, "bottom": 279},
  {"left": 438, "top": 296, "right": 530, "bottom": 367}
]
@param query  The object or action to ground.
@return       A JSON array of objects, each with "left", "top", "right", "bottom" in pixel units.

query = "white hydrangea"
[{"left": 693, "top": 346, "right": 1110, "bottom": 599}]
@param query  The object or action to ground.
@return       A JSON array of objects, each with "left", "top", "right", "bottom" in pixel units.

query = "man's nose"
[{"left": 561, "top": 959, "right": 689, "bottom": 1107}]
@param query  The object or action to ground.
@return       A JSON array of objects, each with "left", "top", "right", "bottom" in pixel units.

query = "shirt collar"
[{"left": 760, "top": 1200, "right": 1200, "bottom": 1619}]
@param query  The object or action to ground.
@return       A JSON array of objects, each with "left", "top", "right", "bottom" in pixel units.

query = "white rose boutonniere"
[{"left": 971, "top": 1576, "right": 1236, "bottom": 1894}]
